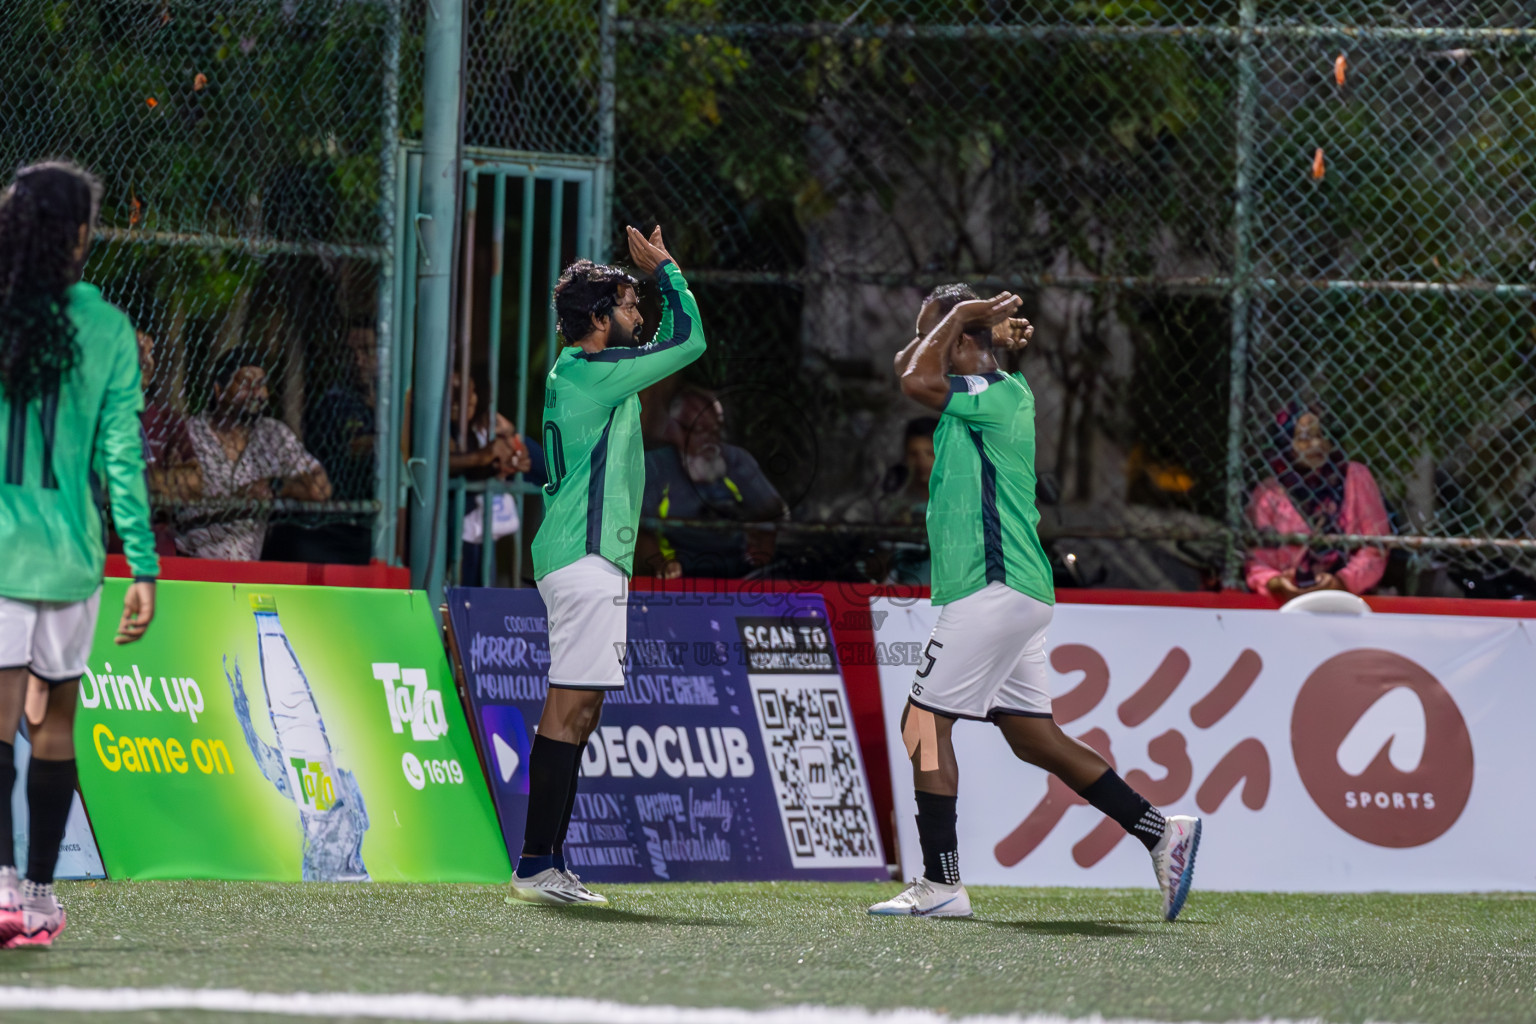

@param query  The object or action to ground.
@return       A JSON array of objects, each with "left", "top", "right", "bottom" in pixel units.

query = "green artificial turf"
[{"left": 0, "top": 881, "right": 1531, "bottom": 1023}]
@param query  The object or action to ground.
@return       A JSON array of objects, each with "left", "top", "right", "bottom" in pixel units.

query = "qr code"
[{"left": 750, "top": 679, "right": 884, "bottom": 869}]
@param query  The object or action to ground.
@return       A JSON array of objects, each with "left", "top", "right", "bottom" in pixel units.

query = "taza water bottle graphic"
[{"left": 227, "top": 594, "right": 371, "bottom": 881}]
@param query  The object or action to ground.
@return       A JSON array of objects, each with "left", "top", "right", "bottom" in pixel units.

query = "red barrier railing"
[{"left": 105, "top": 554, "right": 410, "bottom": 590}]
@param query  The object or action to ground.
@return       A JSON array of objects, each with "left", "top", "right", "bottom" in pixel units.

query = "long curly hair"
[
  {"left": 0, "top": 161, "right": 101, "bottom": 405},
  {"left": 553, "top": 259, "right": 638, "bottom": 343}
]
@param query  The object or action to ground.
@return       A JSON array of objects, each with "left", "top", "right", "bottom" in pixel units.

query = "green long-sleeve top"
[
  {"left": 0, "top": 282, "right": 158, "bottom": 601},
  {"left": 531, "top": 261, "right": 706, "bottom": 579}
]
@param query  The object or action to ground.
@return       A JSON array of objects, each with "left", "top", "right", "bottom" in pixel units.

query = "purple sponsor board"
[{"left": 447, "top": 587, "right": 887, "bottom": 882}]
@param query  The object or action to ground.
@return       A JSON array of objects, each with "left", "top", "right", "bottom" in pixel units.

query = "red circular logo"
[{"left": 1291, "top": 649, "right": 1474, "bottom": 848}]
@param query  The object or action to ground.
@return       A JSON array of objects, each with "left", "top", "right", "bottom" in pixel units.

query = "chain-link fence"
[
  {"left": 497, "top": 1, "right": 1531, "bottom": 595},
  {"left": 0, "top": 0, "right": 400, "bottom": 563}
]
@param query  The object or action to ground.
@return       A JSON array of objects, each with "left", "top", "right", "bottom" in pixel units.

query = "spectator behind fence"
[
  {"left": 640, "top": 385, "right": 788, "bottom": 578},
  {"left": 448, "top": 373, "right": 532, "bottom": 585},
  {"left": 137, "top": 330, "right": 199, "bottom": 505},
  {"left": 880, "top": 416, "right": 938, "bottom": 525},
  {"left": 110, "top": 330, "right": 198, "bottom": 557},
  {"left": 877, "top": 416, "right": 938, "bottom": 584},
  {"left": 1245, "top": 402, "right": 1390, "bottom": 599},
  {"left": 179, "top": 349, "right": 332, "bottom": 560}
]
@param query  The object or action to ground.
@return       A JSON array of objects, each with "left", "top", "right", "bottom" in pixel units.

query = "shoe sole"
[
  {"left": 4, "top": 930, "right": 58, "bottom": 949},
  {"left": 508, "top": 885, "right": 606, "bottom": 906},
  {"left": 1163, "top": 819, "right": 1201, "bottom": 922},
  {"left": 868, "top": 904, "right": 973, "bottom": 918}
]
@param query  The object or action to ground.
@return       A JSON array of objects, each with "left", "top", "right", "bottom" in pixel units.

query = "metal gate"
[{"left": 390, "top": 147, "right": 604, "bottom": 586}]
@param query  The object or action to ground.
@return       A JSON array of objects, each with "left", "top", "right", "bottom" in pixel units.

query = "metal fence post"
[
  {"left": 596, "top": 0, "right": 617, "bottom": 262},
  {"left": 408, "top": 0, "right": 466, "bottom": 605},
  {"left": 373, "top": 0, "right": 403, "bottom": 565},
  {"left": 1222, "top": 0, "right": 1259, "bottom": 590}
]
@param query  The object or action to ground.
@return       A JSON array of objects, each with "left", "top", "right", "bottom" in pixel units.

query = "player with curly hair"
[
  {"left": 510, "top": 225, "right": 706, "bottom": 905},
  {"left": 0, "top": 162, "right": 159, "bottom": 947}
]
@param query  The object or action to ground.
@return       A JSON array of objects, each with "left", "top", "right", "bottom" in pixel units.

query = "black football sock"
[
  {"left": 25, "top": 757, "right": 76, "bottom": 885},
  {"left": 0, "top": 741, "right": 14, "bottom": 868},
  {"left": 1078, "top": 768, "right": 1166, "bottom": 851},
  {"left": 518, "top": 735, "right": 580, "bottom": 876},
  {"left": 553, "top": 754, "right": 582, "bottom": 873},
  {"left": 914, "top": 790, "right": 960, "bottom": 885}
]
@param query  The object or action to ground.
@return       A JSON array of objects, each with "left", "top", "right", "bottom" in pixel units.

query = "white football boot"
[
  {"left": 1150, "top": 814, "right": 1202, "bottom": 922},
  {"left": 559, "top": 869, "right": 607, "bottom": 904},
  {"left": 509, "top": 866, "right": 608, "bottom": 906},
  {"left": 868, "top": 877, "right": 973, "bottom": 918}
]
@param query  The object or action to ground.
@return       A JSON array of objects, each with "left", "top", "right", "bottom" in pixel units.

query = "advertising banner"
[
  {"left": 76, "top": 580, "right": 509, "bottom": 882},
  {"left": 874, "top": 598, "right": 1536, "bottom": 892},
  {"left": 448, "top": 586, "right": 886, "bottom": 882},
  {"left": 11, "top": 729, "right": 104, "bottom": 880}
]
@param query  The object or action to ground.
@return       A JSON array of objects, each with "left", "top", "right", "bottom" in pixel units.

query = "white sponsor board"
[{"left": 874, "top": 597, "right": 1536, "bottom": 892}]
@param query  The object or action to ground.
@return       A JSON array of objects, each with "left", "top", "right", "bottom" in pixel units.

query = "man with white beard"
[{"left": 640, "top": 386, "right": 788, "bottom": 578}]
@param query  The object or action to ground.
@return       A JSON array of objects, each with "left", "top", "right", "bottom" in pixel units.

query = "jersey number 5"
[
  {"left": 915, "top": 638, "right": 943, "bottom": 679},
  {"left": 5, "top": 394, "right": 61, "bottom": 489},
  {"left": 542, "top": 422, "right": 567, "bottom": 496}
]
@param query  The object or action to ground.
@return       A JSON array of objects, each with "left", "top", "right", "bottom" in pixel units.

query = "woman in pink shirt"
[{"left": 1245, "top": 402, "right": 1391, "bottom": 600}]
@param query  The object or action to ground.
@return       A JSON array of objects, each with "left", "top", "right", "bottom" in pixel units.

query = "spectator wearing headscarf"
[{"left": 1245, "top": 402, "right": 1391, "bottom": 600}]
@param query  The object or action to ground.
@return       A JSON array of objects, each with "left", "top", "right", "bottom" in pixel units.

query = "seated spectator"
[
  {"left": 448, "top": 374, "right": 531, "bottom": 585},
  {"left": 1246, "top": 402, "right": 1390, "bottom": 599},
  {"left": 107, "top": 331, "right": 198, "bottom": 558},
  {"left": 876, "top": 416, "right": 938, "bottom": 584},
  {"left": 640, "top": 386, "right": 788, "bottom": 578},
  {"left": 878, "top": 416, "right": 938, "bottom": 525},
  {"left": 178, "top": 349, "right": 332, "bottom": 560},
  {"left": 137, "top": 330, "right": 200, "bottom": 506}
]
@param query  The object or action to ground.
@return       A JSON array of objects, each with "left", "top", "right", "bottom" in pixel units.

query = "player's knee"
[
  {"left": 572, "top": 694, "right": 604, "bottom": 738},
  {"left": 30, "top": 716, "right": 76, "bottom": 759}
]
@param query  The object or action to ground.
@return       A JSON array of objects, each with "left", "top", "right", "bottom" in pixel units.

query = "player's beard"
[{"left": 608, "top": 317, "right": 639, "bottom": 348}]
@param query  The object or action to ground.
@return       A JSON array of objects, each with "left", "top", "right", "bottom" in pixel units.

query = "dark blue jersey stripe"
[
  {"left": 946, "top": 371, "right": 1006, "bottom": 392},
  {"left": 38, "top": 390, "right": 58, "bottom": 489},
  {"left": 5, "top": 402, "right": 26, "bottom": 486},
  {"left": 968, "top": 426, "right": 1006, "bottom": 586},
  {"left": 586, "top": 407, "right": 617, "bottom": 554}
]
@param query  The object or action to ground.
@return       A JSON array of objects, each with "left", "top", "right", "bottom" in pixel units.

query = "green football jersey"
[
  {"left": 926, "top": 370, "right": 1054, "bottom": 606},
  {"left": 0, "top": 281, "right": 158, "bottom": 601},
  {"left": 532, "top": 261, "right": 706, "bottom": 579}
]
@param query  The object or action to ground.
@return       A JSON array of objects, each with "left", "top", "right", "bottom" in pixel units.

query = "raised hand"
[
  {"left": 627, "top": 224, "right": 677, "bottom": 276},
  {"left": 997, "top": 316, "right": 1034, "bottom": 351},
  {"left": 952, "top": 291, "right": 1023, "bottom": 331}
]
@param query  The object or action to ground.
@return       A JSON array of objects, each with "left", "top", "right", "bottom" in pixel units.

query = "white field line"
[{"left": 0, "top": 986, "right": 1350, "bottom": 1024}]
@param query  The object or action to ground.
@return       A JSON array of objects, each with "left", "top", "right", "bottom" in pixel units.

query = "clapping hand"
[{"left": 627, "top": 224, "right": 677, "bottom": 276}]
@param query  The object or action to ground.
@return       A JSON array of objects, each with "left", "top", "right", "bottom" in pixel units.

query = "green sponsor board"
[{"left": 76, "top": 580, "right": 510, "bottom": 883}]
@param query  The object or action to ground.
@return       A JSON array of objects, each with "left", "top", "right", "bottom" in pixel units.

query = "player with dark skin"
[
  {"left": 873, "top": 287, "right": 1200, "bottom": 921},
  {"left": 894, "top": 291, "right": 1110, "bottom": 795}
]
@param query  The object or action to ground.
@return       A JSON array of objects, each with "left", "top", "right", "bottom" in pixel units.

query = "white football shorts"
[
  {"left": 536, "top": 554, "right": 629, "bottom": 690},
  {"left": 0, "top": 589, "right": 103, "bottom": 684},
  {"left": 908, "top": 582, "right": 1055, "bottom": 720}
]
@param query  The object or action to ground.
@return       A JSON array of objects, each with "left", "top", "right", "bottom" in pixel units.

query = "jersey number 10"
[{"left": 542, "top": 422, "right": 567, "bottom": 496}]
